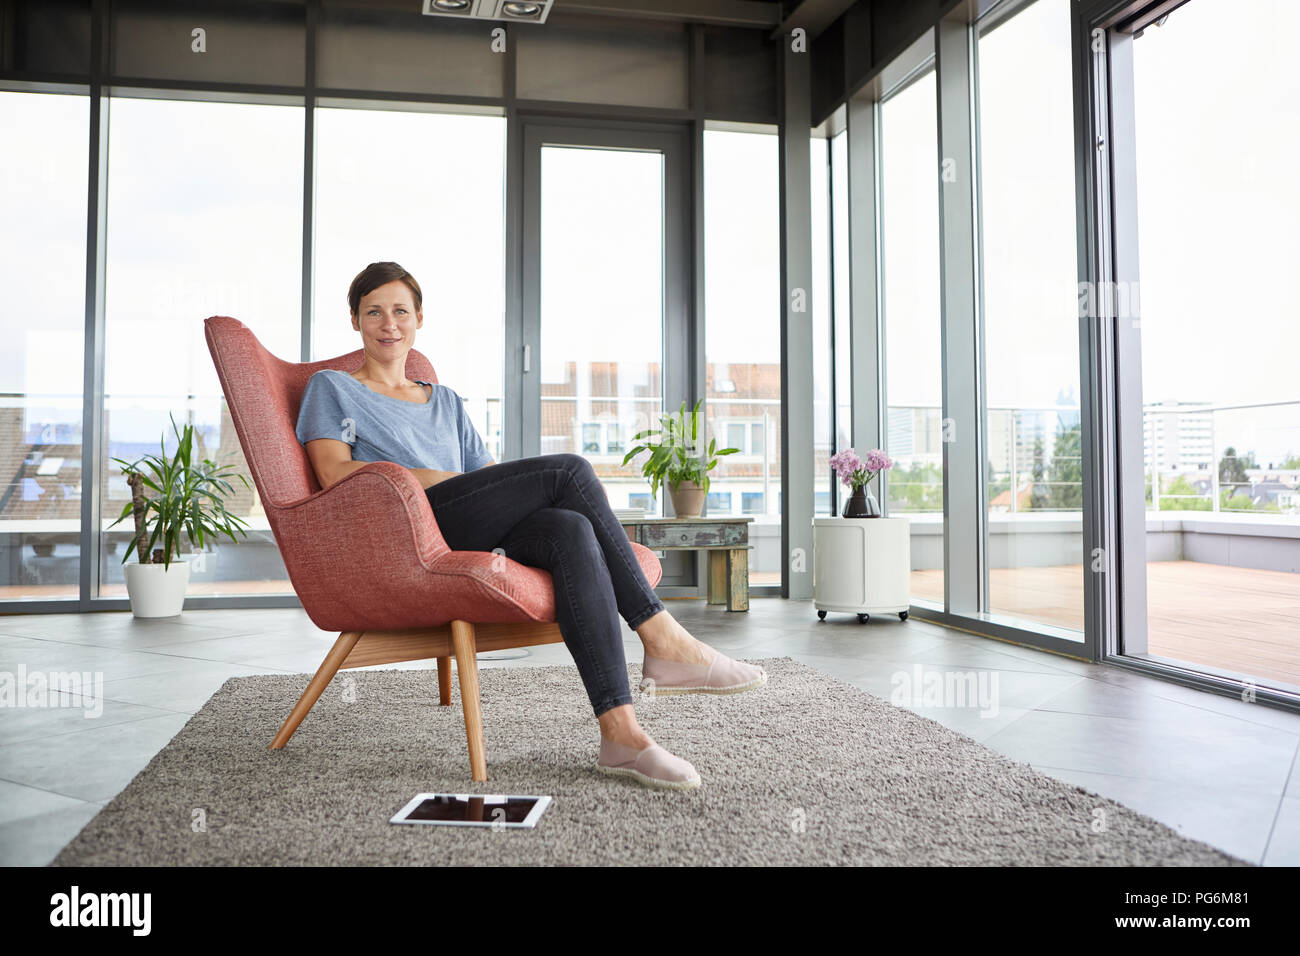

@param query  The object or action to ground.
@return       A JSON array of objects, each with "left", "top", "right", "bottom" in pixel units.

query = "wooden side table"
[{"left": 618, "top": 516, "right": 753, "bottom": 611}]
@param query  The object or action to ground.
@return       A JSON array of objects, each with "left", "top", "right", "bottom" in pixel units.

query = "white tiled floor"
[{"left": 1, "top": 599, "right": 1297, "bottom": 866}]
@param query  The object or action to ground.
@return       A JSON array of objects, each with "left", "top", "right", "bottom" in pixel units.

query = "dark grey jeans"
[{"left": 424, "top": 452, "right": 666, "bottom": 717}]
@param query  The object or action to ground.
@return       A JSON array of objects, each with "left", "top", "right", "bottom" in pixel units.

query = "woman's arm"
[
  {"left": 305, "top": 438, "right": 460, "bottom": 490},
  {"left": 409, "top": 467, "right": 463, "bottom": 488}
]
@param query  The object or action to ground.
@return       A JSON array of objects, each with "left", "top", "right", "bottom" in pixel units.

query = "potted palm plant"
[
  {"left": 622, "top": 398, "right": 739, "bottom": 518},
  {"left": 109, "top": 412, "right": 252, "bottom": 617}
]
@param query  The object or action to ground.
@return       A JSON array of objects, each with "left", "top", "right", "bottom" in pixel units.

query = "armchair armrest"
[{"left": 267, "top": 461, "right": 453, "bottom": 629}]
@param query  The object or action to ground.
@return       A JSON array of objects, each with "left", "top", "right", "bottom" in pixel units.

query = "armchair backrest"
[{"left": 203, "top": 315, "right": 438, "bottom": 509}]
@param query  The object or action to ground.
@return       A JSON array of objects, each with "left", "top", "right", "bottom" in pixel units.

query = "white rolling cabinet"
[{"left": 812, "top": 516, "right": 911, "bottom": 623}]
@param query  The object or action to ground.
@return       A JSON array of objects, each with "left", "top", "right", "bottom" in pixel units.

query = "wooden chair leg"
[
  {"left": 450, "top": 620, "right": 487, "bottom": 782},
  {"left": 436, "top": 655, "right": 452, "bottom": 705},
  {"left": 270, "top": 630, "right": 363, "bottom": 749}
]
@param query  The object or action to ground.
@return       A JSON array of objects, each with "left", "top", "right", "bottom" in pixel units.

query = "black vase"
[{"left": 843, "top": 486, "right": 881, "bottom": 518}]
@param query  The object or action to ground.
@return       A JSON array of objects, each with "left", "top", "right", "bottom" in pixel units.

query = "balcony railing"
[{"left": 882, "top": 400, "right": 1300, "bottom": 518}]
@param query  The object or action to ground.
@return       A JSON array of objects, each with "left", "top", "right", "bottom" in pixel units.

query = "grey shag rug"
[{"left": 49, "top": 657, "right": 1249, "bottom": 866}]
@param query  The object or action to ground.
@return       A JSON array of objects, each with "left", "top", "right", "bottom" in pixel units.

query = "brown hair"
[{"left": 347, "top": 262, "right": 423, "bottom": 318}]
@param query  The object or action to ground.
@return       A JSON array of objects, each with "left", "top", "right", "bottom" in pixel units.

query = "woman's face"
[{"left": 351, "top": 279, "right": 422, "bottom": 360}]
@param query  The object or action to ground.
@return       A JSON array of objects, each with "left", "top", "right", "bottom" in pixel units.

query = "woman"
[{"left": 296, "top": 261, "right": 767, "bottom": 791}]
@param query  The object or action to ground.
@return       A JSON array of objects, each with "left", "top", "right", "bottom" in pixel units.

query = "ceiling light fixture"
[
  {"left": 421, "top": 0, "right": 553, "bottom": 24},
  {"left": 502, "top": 1, "right": 542, "bottom": 17}
]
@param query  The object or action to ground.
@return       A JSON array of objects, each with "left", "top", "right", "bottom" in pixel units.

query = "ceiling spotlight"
[{"left": 422, "top": 0, "right": 552, "bottom": 24}]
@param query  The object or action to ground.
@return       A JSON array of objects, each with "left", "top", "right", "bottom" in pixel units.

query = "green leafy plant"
[
  {"left": 621, "top": 398, "right": 739, "bottom": 499},
  {"left": 109, "top": 412, "right": 252, "bottom": 569}
]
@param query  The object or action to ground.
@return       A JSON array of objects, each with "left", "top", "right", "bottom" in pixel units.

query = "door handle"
[{"left": 523, "top": 344, "right": 531, "bottom": 373}]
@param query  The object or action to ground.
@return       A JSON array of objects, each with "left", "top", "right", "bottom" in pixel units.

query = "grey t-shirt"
[{"left": 295, "top": 369, "right": 492, "bottom": 473}]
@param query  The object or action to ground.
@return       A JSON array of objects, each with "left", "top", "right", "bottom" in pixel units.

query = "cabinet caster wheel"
[
  {"left": 899, "top": 611, "right": 909, "bottom": 621},
  {"left": 857, "top": 613, "right": 869, "bottom": 624},
  {"left": 817, "top": 610, "right": 827, "bottom": 621}
]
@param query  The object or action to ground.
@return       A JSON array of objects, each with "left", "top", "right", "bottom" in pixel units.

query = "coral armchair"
[{"left": 203, "top": 316, "right": 663, "bottom": 781}]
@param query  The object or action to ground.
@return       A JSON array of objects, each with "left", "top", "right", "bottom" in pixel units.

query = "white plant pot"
[{"left": 124, "top": 558, "right": 191, "bottom": 618}]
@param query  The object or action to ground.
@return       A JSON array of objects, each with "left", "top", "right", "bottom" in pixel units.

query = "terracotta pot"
[{"left": 668, "top": 479, "right": 706, "bottom": 518}]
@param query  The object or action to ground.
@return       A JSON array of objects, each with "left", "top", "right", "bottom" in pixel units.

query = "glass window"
[
  {"left": 538, "top": 144, "right": 662, "bottom": 505},
  {"left": 977, "top": 0, "right": 1083, "bottom": 635},
  {"left": 704, "top": 127, "right": 781, "bottom": 586},
  {"left": 726, "top": 422, "right": 747, "bottom": 453},
  {"left": 812, "top": 133, "right": 833, "bottom": 515},
  {"left": 880, "top": 70, "right": 944, "bottom": 603},
  {"left": 312, "top": 108, "right": 505, "bottom": 465},
  {"left": 751, "top": 421, "right": 765, "bottom": 457},
  {"left": 706, "top": 491, "right": 732, "bottom": 513},
  {"left": 607, "top": 422, "right": 623, "bottom": 454},
  {"left": 707, "top": 128, "right": 774, "bottom": 590},
  {"left": 1129, "top": 0, "right": 1300, "bottom": 689},
  {"left": 100, "top": 96, "right": 303, "bottom": 597},
  {"left": 830, "top": 128, "right": 852, "bottom": 515},
  {"left": 582, "top": 423, "right": 601, "bottom": 453},
  {"left": 0, "top": 91, "right": 88, "bottom": 600}
]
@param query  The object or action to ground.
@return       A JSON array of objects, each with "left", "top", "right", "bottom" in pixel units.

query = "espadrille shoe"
[
  {"left": 596, "top": 737, "right": 701, "bottom": 790},
  {"left": 640, "top": 649, "right": 768, "bottom": 696}
]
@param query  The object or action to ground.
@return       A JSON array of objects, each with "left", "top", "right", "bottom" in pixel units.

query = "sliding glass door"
[
  {"left": 0, "top": 91, "right": 88, "bottom": 601},
  {"left": 100, "top": 95, "right": 302, "bottom": 598},
  {"left": 976, "top": 0, "right": 1084, "bottom": 637},
  {"left": 1104, "top": 0, "right": 1300, "bottom": 695},
  {"left": 520, "top": 123, "right": 687, "bottom": 512},
  {"left": 312, "top": 106, "right": 506, "bottom": 464},
  {"left": 879, "top": 70, "right": 945, "bottom": 605}
]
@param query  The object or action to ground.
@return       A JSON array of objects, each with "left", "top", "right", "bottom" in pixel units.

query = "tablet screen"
[{"left": 390, "top": 793, "right": 551, "bottom": 828}]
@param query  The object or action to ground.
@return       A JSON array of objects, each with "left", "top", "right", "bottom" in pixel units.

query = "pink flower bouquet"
[{"left": 829, "top": 447, "right": 893, "bottom": 491}]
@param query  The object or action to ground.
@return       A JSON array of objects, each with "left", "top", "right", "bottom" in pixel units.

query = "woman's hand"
[{"left": 409, "top": 467, "right": 461, "bottom": 489}]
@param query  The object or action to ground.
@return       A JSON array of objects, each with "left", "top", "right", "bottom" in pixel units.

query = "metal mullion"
[
  {"left": 102, "top": 78, "right": 303, "bottom": 100},
  {"left": 907, "top": 604, "right": 1099, "bottom": 659},
  {"left": 777, "top": 38, "right": 814, "bottom": 599},
  {"left": 1075, "top": 0, "right": 1117, "bottom": 665},
  {"left": 846, "top": 91, "right": 883, "bottom": 474},
  {"left": 0, "top": 72, "right": 93, "bottom": 87},
  {"left": 970, "top": 20, "right": 992, "bottom": 611},
  {"left": 310, "top": 88, "right": 504, "bottom": 110},
  {"left": 935, "top": 15, "right": 986, "bottom": 616},
  {"left": 300, "top": 0, "right": 317, "bottom": 363},
  {"left": 504, "top": 21, "right": 523, "bottom": 464},
  {"left": 1099, "top": 25, "right": 1148, "bottom": 659},
  {"left": 511, "top": 98, "right": 695, "bottom": 123},
  {"left": 690, "top": 22, "right": 707, "bottom": 590},
  {"left": 78, "top": 0, "right": 109, "bottom": 609},
  {"left": 519, "top": 123, "right": 542, "bottom": 461},
  {"left": 822, "top": 133, "right": 837, "bottom": 516},
  {"left": 870, "top": 97, "right": 889, "bottom": 512}
]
